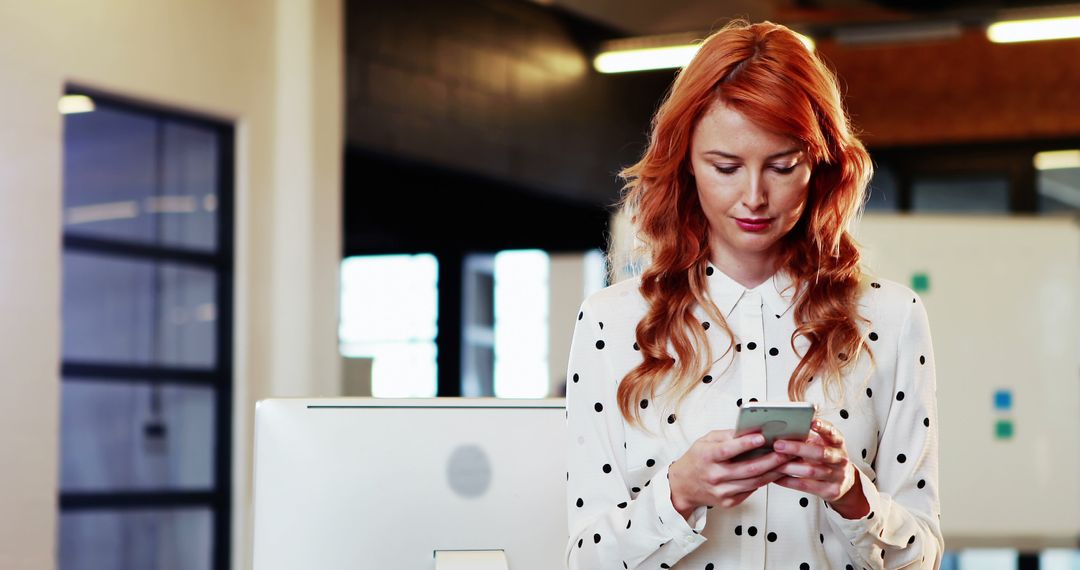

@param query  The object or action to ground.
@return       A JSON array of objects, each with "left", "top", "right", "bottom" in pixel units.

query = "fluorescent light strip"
[
  {"left": 59, "top": 94, "right": 95, "bottom": 115},
  {"left": 594, "top": 44, "right": 701, "bottom": 73},
  {"left": 66, "top": 201, "right": 138, "bottom": 225},
  {"left": 594, "top": 33, "right": 814, "bottom": 74},
  {"left": 988, "top": 15, "right": 1080, "bottom": 43},
  {"left": 1034, "top": 150, "right": 1080, "bottom": 170}
]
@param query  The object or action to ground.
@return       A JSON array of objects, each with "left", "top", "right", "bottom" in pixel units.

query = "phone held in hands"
[{"left": 730, "top": 402, "right": 816, "bottom": 462}]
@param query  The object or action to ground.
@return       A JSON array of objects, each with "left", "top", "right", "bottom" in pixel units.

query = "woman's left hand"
[{"left": 770, "top": 418, "right": 865, "bottom": 510}]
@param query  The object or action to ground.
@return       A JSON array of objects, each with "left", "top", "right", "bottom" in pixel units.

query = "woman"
[{"left": 564, "top": 19, "right": 943, "bottom": 569}]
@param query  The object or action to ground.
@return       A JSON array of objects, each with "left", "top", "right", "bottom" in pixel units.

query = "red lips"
[{"left": 735, "top": 218, "right": 772, "bottom": 232}]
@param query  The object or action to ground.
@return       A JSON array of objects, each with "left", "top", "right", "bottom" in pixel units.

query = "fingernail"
[
  {"left": 774, "top": 441, "right": 786, "bottom": 451},
  {"left": 754, "top": 435, "right": 766, "bottom": 445}
]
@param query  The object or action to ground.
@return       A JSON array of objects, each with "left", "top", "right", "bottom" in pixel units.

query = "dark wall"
[
  {"left": 343, "top": 146, "right": 611, "bottom": 255},
  {"left": 345, "top": 0, "right": 675, "bottom": 215}
]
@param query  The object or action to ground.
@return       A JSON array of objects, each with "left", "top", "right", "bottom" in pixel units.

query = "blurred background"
[{"left": 2, "top": 0, "right": 1080, "bottom": 568}]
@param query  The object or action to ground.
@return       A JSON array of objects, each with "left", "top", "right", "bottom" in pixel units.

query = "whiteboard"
[{"left": 852, "top": 213, "right": 1080, "bottom": 548}]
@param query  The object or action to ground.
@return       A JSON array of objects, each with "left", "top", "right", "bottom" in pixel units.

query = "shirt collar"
[{"left": 703, "top": 262, "right": 798, "bottom": 319}]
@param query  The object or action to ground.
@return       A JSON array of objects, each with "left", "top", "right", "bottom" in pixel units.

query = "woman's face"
[{"left": 688, "top": 99, "right": 811, "bottom": 269}]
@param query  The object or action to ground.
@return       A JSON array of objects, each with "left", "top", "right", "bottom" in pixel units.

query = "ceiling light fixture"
[
  {"left": 593, "top": 31, "right": 814, "bottom": 74},
  {"left": 1034, "top": 150, "right": 1080, "bottom": 170},
  {"left": 59, "top": 94, "right": 95, "bottom": 115},
  {"left": 988, "top": 15, "right": 1080, "bottom": 43}
]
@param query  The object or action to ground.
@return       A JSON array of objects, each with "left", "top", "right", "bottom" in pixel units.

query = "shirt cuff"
[
  {"left": 824, "top": 465, "right": 886, "bottom": 544},
  {"left": 652, "top": 462, "right": 708, "bottom": 550}
]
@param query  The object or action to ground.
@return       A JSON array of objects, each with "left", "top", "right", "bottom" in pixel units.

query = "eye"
[
  {"left": 713, "top": 165, "right": 739, "bottom": 175},
  {"left": 772, "top": 164, "right": 798, "bottom": 175}
]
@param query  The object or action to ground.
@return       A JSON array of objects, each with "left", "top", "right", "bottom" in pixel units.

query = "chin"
[{"left": 730, "top": 233, "right": 780, "bottom": 250}]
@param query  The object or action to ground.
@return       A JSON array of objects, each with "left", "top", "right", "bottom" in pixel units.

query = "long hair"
[{"left": 612, "top": 19, "right": 875, "bottom": 433}]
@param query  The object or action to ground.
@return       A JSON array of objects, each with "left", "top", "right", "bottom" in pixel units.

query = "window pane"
[
  {"left": 60, "top": 380, "right": 215, "bottom": 492},
  {"left": 957, "top": 548, "right": 1018, "bottom": 570},
  {"left": 339, "top": 254, "right": 438, "bottom": 344},
  {"left": 159, "top": 122, "right": 219, "bottom": 250},
  {"left": 911, "top": 177, "right": 1010, "bottom": 213},
  {"left": 63, "top": 106, "right": 157, "bottom": 244},
  {"left": 1038, "top": 165, "right": 1080, "bottom": 214},
  {"left": 342, "top": 341, "right": 437, "bottom": 397},
  {"left": 63, "top": 103, "right": 220, "bottom": 251},
  {"left": 58, "top": 508, "right": 211, "bottom": 570},
  {"left": 1040, "top": 548, "right": 1080, "bottom": 570},
  {"left": 584, "top": 248, "right": 607, "bottom": 298},
  {"left": 340, "top": 254, "right": 439, "bottom": 397},
  {"left": 62, "top": 252, "right": 217, "bottom": 367},
  {"left": 864, "top": 163, "right": 900, "bottom": 212},
  {"left": 494, "top": 250, "right": 549, "bottom": 398}
]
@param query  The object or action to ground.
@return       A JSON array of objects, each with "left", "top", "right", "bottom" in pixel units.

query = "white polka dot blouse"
[{"left": 565, "top": 262, "right": 943, "bottom": 569}]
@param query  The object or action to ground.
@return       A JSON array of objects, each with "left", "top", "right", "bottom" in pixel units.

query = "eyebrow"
[{"left": 704, "top": 148, "right": 803, "bottom": 160}]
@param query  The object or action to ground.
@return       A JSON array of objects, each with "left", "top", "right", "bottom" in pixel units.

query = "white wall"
[
  {"left": 0, "top": 1, "right": 342, "bottom": 568},
  {"left": 853, "top": 214, "right": 1080, "bottom": 547}
]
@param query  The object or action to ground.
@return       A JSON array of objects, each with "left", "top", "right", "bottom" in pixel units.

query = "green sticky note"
[
  {"left": 995, "top": 419, "right": 1014, "bottom": 440},
  {"left": 911, "top": 272, "right": 930, "bottom": 292}
]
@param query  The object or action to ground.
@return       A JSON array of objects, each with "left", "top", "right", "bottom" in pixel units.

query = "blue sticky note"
[{"left": 993, "top": 389, "right": 1012, "bottom": 411}]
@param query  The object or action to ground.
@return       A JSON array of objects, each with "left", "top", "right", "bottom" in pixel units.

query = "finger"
[
  {"left": 722, "top": 451, "right": 794, "bottom": 479},
  {"left": 773, "top": 474, "right": 832, "bottom": 493},
  {"left": 771, "top": 438, "right": 818, "bottom": 461},
  {"left": 773, "top": 458, "right": 845, "bottom": 481},
  {"left": 812, "top": 419, "right": 845, "bottom": 446},
  {"left": 773, "top": 474, "right": 843, "bottom": 502},
  {"left": 721, "top": 488, "right": 757, "bottom": 507},
  {"left": 772, "top": 475, "right": 799, "bottom": 490},
  {"left": 773, "top": 475, "right": 816, "bottom": 494},
  {"left": 704, "top": 429, "right": 734, "bottom": 442},
  {"left": 712, "top": 433, "right": 767, "bottom": 462},
  {"left": 796, "top": 431, "right": 824, "bottom": 452},
  {"left": 739, "top": 469, "right": 785, "bottom": 491},
  {"left": 774, "top": 438, "right": 846, "bottom": 465},
  {"left": 718, "top": 470, "right": 782, "bottom": 498},
  {"left": 806, "top": 431, "right": 846, "bottom": 464},
  {"left": 812, "top": 436, "right": 847, "bottom": 464}
]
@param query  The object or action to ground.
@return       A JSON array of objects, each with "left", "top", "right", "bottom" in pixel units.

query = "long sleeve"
[
  {"left": 825, "top": 293, "right": 944, "bottom": 568},
  {"left": 564, "top": 299, "right": 709, "bottom": 569}
]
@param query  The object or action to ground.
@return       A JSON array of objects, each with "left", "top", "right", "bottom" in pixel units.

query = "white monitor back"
[{"left": 252, "top": 397, "right": 568, "bottom": 569}]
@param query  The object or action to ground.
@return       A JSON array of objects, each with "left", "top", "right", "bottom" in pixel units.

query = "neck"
[{"left": 710, "top": 250, "right": 781, "bottom": 290}]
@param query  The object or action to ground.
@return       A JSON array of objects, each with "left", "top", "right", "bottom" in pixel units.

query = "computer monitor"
[{"left": 252, "top": 397, "right": 568, "bottom": 569}]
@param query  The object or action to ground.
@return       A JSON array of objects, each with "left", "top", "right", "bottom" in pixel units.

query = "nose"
[{"left": 741, "top": 171, "right": 768, "bottom": 212}]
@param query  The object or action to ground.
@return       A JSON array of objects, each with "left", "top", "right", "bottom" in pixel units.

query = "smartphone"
[{"left": 729, "top": 402, "right": 816, "bottom": 462}]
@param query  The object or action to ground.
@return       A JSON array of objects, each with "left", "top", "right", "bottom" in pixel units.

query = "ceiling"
[{"left": 527, "top": 0, "right": 1080, "bottom": 36}]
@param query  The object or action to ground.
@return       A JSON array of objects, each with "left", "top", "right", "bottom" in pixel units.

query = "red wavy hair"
[{"left": 612, "top": 19, "right": 875, "bottom": 432}]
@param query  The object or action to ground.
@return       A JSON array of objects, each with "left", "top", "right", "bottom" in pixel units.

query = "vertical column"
[
  {"left": 268, "top": 0, "right": 344, "bottom": 398},
  {"left": 244, "top": 1, "right": 342, "bottom": 569}
]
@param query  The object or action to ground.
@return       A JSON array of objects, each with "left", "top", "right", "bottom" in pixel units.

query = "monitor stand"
[{"left": 433, "top": 549, "right": 509, "bottom": 569}]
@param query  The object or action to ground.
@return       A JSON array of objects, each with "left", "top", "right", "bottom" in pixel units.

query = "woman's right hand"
[{"left": 668, "top": 429, "right": 795, "bottom": 519}]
